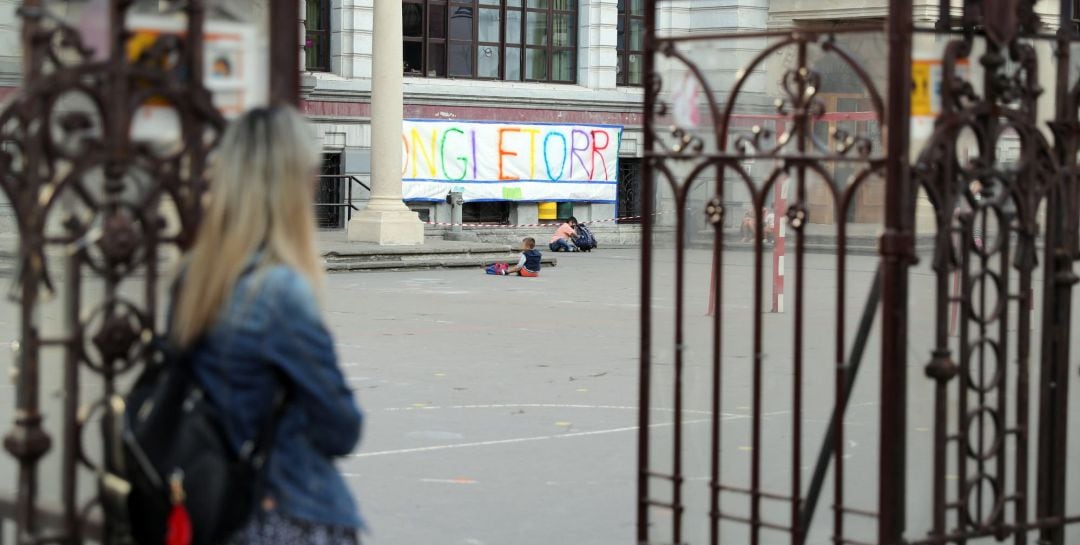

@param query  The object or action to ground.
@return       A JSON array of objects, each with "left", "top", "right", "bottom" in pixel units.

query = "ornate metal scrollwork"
[{"left": 0, "top": 2, "right": 224, "bottom": 542}]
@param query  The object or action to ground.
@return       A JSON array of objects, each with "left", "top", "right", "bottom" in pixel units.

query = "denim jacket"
[{"left": 187, "top": 263, "right": 364, "bottom": 529}]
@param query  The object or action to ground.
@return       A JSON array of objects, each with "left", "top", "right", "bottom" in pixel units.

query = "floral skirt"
[{"left": 226, "top": 510, "right": 359, "bottom": 545}]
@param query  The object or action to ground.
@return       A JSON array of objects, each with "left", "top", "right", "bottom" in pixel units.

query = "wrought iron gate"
[
  {"left": 0, "top": 2, "right": 299, "bottom": 543},
  {"left": 638, "top": 0, "right": 1080, "bottom": 544}
]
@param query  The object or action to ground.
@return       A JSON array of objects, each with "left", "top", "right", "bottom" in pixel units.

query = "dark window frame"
[
  {"left": 306, "top": 0, "right": 332, "bottom": 72},
  {"left": 617, "top": 0, "right": 644, "bottom": 86},
  {"left": 403, "top": 0, "right": 577, "bottom": 83}
]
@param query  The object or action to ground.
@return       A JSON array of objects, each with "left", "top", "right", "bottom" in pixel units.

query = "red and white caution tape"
[{"left": 423, "top": 211, "right": 665, "bottom": 229}]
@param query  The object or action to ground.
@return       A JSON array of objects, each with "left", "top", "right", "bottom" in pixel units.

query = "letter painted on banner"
[
  {"left": 440, "top": 127, "right": 468, "bottom": 181},
  {"left": 569, "top": 129, "right": 591, "bottom": 180},
  {"left": 522, "top": 127, "right": 541, "bottom": 179},
  {"left": 590, "top": 130, "right": 611, "bottom": 181},
  {"left": 410, "top": 127, "right": 437, "bottom": 178},
  {"left": 497, "top": 127, "right": 521, "bottom": 181},
  {"left": 544, "top": 131, "right": 568, "bottom": 181}
]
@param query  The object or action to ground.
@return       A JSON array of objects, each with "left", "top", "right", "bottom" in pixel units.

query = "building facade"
[
  {"left": 300, "top": 0, "right": 771, "bottom": 232},
  {"left": 4, "top": 0, "right": 1056, "bottom": 234}
]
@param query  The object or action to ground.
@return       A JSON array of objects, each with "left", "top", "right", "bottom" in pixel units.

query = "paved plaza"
[
  {"left": 320, "top": 247, "right": 1080, "bottom": 545},
  {"left": 1, "top": 246, "right": 1079, "bottom": 544}
]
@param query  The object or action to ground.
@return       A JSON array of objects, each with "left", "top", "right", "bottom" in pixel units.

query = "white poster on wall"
[
  {"left": 127, "top": 14, "right": 265, "bottom": 142},
  {"left": 401, "top": 120, "right": 622, "bottom": 203}
]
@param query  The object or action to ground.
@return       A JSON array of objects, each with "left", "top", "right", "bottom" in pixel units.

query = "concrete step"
[
  {"left": 323, "top": 241, "right": 528, "bottom": 268},
  {"left": 325, "top": 249, "right": 520, "bottom": 265},
  {"left": 423, "top": 224, "right": 658, "bottom": 247},
  {"left": 325, "top": 253, "right": 558, "bottom": 272}
]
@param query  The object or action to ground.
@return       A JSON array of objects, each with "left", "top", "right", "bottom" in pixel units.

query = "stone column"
[{"left": 347, "top": 0, "right": 424, "bottom": 244}]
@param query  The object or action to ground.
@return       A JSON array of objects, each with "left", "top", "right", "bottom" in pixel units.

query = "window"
[
  {"left": 403, "top": 0, "right": 577, "bottom": 83},
  {"left": 463, "top": 202, "right": 511, "bottom": 223},
  {"left": 617, "top": 158, "right": 643, "bottom": 223},
  {"left": 306, "top": 0, "right": 331, "bottom": 72},
  {"left": 617, "top": 0, "right": 644, "bottom": 86}
]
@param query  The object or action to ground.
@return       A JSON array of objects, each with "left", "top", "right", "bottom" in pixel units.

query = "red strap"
[{"left": 165, "top": 504, "right": 192, "bottom": 545}]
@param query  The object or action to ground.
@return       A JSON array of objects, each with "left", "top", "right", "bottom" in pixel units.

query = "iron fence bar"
[
  {"left": 832, "top": 505, "right": 879, "bottom": 519},
  {"left": 0, "top": 499, "right": 102, "bottom": 542},
  {"left": 1036, "top": 183, "right": 1076, "bottom": 545},
  {"left": 907, "top": 515, "right": 1080, "bottom": 545},
  {"left": 912, "top": 27, "right": 1071, "bottom": 40},
  {"left": 798, "top": 265, "right": 882, "bottom": 533},
  {"left": 654, "top": 25, "right": 884, "bottom": 44},
  {"left": 750, "top": 194, "right": 767, "bottom": 545},
  {"left": 926, "top": 217, "right": 954, "bottom": 541},
  {"left": 936, "top": 0, "right": 951, "bottom": 29},
  {"left": 879, "top": 0, "right": 914, "bottom": 542},
  {"left": 833, "top": 199, "right": 849, "bottom": 545},
  {"left": 187, "top": 0, "right": 205, "bottom": 90},
  {"left": 994, "top": 216, "right": 1013, "bottom": 536},
  {"left": 957, "top": 219, "right": 973, "bottom": 531},
  {"left": 1032, "top": 9, "right": 1080, "bottom": 544},
  {"left": 637, "top": 0, "right": 657, "bottom": 541},
  {"left": 790, "top": 38, "right": 810, "bottom": 545},
  {"left": 6, "top": 2, "right": 48, "bottom": 540},
  {"left": 671, "top": 192, "right": 688, "bottom": 545},
  {"left": 640, "top": 153, "right": 887, "bottom": 165},
  {"left": 709, "top": 179, "right": 724, "bottom": 545},
  {"left": 716, "top": 485, "right": 794, "bottom": 502},
  {"left": 186, "top": 0, "right": 220, "bottom": 242},
  {"left": 60, "top": 250, "right": 79, "bottom": 542},
  {"left": 835, "top": 539, "right": 876, "bottom": 545},
  {"left": 975, "top": 44, "right": 998, "bottom": 528},
  {"left": 716, "top": 512, "right": 793, "bottom": 533},
  {"left": 270, "top": 0, "right": 300, "bottom": 105}
]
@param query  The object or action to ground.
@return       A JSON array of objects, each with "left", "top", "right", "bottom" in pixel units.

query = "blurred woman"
[{"left": 173, "top": 106, "right": 364, "bottom": 545}]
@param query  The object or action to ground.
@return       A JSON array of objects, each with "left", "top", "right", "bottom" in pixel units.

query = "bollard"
[
  {"left": 771, "top": 179, "right": 788, "bottom": 313},
  {"left": 444, "top": 191, "right": 479, "bottom": 241},
  {"left": 447, "top": 191, "right": 464, "bottom": 234}
]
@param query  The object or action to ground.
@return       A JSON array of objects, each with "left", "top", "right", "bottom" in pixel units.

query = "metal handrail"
[{"left": 314, "top": 175, "right": 371, "bottom": 224}]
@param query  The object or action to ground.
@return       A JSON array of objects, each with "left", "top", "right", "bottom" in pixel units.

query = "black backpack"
[
  {"left": 119, "top": 341, "right": 283, "bottom": 545},
  {"left": 573, "top": 224, "right": 597, "bottom": 252}
]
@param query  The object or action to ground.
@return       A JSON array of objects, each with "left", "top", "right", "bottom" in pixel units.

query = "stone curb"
[{"left": 325, "top": 254, "right": 558, "bottom": 272}]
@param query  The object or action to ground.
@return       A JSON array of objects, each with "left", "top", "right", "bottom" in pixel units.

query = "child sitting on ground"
[{"left": 504, "top": 237, "right": 542, "bottom": 277}]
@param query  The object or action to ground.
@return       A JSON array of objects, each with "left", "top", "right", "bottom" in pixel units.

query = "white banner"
[{"left": 402, "top": 120, "right": 622, "bottom": 203}]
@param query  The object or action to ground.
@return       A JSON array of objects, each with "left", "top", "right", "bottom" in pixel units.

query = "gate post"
[
  {"left": 270, "top": 0, "right": 301, "bottom": 105},
  {"left": 0, "top": 1, "right": 290, "bottom": 543},
  {"left": 1035, "top": 14, "right": 1079, "bottom": 545},
  {"left": 879, "top": 0, "right": 914, "bottom": 542}
]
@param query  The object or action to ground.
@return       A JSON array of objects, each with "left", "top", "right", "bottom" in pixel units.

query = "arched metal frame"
[
  {"left": 0, "top": 1, "right": 299, "bottom": 543},
  {"left": 639, "top": 0, "right": 1080, "bottom": 544}
]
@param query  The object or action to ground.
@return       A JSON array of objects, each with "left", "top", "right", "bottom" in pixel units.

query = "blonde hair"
[{"left": 173, "top": 106, "right": 323, "bottom": 347}]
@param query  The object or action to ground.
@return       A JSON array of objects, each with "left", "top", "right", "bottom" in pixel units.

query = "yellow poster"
[
  {"left": 911, "top": 61, "right": 933, "bottom": 116},
  {"left": 912, "top": 59, "right": 970, "bottom": 117}
]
